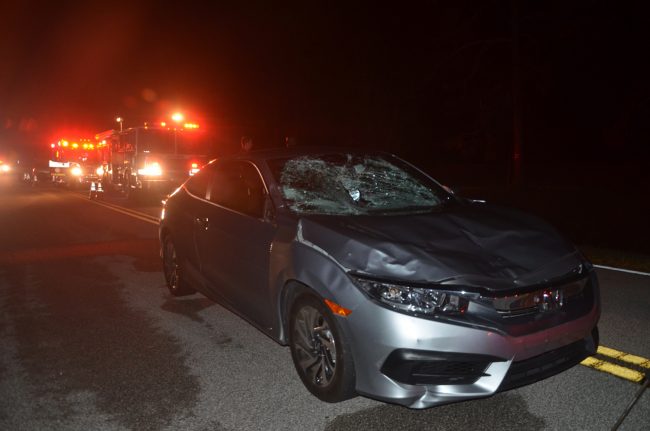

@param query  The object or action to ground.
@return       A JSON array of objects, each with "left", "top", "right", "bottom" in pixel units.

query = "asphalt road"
[{"left": 1, "top": 182, "right": 648, "bottom": 431}]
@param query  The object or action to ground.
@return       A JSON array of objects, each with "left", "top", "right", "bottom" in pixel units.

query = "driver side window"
[{"left": 208, "top": 161, "right": 265, "bottom": 219}]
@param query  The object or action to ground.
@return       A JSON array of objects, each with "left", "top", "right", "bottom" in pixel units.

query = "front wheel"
[
  {"left": 289, "top": 295, "right": 356, "bottom": 402},
  {"left": 162, "top": 235, "right": 195, "bottom": 296}
]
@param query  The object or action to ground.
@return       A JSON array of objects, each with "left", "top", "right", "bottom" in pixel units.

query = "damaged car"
[{"left": 159, "top": 147, "right": 600, "bottom": 408}]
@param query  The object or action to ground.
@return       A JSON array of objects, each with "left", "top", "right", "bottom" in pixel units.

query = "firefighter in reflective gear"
[{"left": 89, "top": 179, "right": 104, "bottom": 199}]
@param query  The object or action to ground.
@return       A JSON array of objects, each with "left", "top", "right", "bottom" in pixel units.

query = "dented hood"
[{"left": 297, "top": 203, "right": 585, "bottom": 291}]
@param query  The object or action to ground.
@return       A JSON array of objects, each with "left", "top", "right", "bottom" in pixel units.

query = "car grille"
[
  {"left": 490, "top": 277, "right": 590, "bottom": 318},
  {"left": 498, "top": 327, "right": 598, "bottom": 392},
  {"left": 486, "top": 276, "right": 597, "bottom": 337}
]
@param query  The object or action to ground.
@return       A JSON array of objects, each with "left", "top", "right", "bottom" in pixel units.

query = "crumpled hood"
[{"left": 296, "top": 203, "right": 585, "bottom": 291}]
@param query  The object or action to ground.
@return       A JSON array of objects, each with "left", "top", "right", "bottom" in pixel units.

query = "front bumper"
[{"left": 338, "top": 279, "right": 600, "bottom": 409}]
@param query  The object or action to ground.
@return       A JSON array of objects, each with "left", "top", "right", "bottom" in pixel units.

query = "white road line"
[{"left": 594, "top": 265, "right": 650, "bottom": 277}]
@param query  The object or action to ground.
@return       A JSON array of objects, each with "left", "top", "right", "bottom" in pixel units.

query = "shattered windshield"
[{"left": 268, "top": 153, "right": 446, "bottom": 215}]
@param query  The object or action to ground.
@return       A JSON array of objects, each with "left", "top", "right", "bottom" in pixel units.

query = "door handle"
[{"left": 194, "top": 217, "right": 209, "bottom": 230}]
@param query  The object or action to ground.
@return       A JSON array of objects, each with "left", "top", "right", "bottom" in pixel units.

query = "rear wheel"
[
  {"left": 162, "top": 235, "right": 195, "bottom": 296},
  {"left": 289, "top": 295, "right": 356, "bottom": 402}
]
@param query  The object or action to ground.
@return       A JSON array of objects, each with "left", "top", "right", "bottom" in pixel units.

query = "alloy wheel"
[{"left": 292, "top": 305, "right": 337, "bottom": 387}]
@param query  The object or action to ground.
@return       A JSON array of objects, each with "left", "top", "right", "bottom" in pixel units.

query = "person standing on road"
[{"left": 240, "top": 136, "right": 253, "bottom": 153}]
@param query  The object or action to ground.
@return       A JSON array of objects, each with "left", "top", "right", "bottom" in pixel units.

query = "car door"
[
  {"left": 194, "top": 160, "right": 276, "bottom": 328},
  {"left": 174, "top": 166, "right": 213, "bottom": 280}
]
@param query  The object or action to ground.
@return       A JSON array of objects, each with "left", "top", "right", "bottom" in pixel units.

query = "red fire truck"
[
  {"left": 48, "top": 137, "right": 104, "bottom": 188},
  {"left": 95, "top": 124, "right": 211, "bottom": 200}
]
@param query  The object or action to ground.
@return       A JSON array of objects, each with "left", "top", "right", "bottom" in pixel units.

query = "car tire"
[
  {"left": 162, "top": 235, "right": 195, "bottom": 296},
  {"left": 289, "top": 294, "right": 356, "bottom": 403}
]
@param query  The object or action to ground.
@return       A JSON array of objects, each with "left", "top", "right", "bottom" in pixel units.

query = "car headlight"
[
  {"left": 70, "top": 166, "right": 83, "bottom": 176},
  {"left": 351, "top": 276, "right": 479, "bottom": 316},
  {"left": 96, "top": 166, "right": 105, "bottom": 176},
  {"left": 1, "top": 164, "right": 10, "bottom": 173}
]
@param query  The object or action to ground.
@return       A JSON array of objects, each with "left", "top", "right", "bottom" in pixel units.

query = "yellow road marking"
[
  {"left": 70, "top": 193, "right": 160, "bottom": 225},
  {"left": 597, "top": 346, "right": 650, "bottom": 369},
  {"left": 581, "top": 356, "right": 645, "bottom": 383}
]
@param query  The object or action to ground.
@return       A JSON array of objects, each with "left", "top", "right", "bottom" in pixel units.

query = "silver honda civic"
[{"left": 159, "top": 147, "right": 600, "bottom": 408}]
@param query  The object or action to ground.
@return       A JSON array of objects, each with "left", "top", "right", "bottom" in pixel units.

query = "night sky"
[{"left": 2, "top": 1, "right": 650, "bottom": 170}]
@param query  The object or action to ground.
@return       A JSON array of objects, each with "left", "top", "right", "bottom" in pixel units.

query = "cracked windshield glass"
[{"left": 271, "top": 153, "right": 445, "bottom": 215}]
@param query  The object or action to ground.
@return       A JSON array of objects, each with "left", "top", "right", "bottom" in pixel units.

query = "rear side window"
[{"left": 208, "top": 161, "right": 265, "bottom": 218}]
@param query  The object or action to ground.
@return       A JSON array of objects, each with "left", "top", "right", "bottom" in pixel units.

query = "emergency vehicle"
[
  {"left": 48, "top": 138, "right": 104, "bottom": 188},
  {"left": 95, "top": 124, "right": 210, "bottom": 200}
]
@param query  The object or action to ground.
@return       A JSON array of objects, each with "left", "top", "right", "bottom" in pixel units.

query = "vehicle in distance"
[
  {"left": 159, "top": 147, "right": 600, "bottom": 408},
  {"left": 96, "top": 126, "right": 210, "bottom": 201},
  {"left": 0, "top": 160, "right": 11, "bottom": 174},
  {"left": 48, "top": 138, "right": 103, "bottom": 188}
]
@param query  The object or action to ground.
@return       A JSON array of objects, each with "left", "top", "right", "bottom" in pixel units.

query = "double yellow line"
[
  {"left": 581, "top": 346, "right": 649, "bottom": 383},
  {"left": 70, "top": 192, "right": 161, "bottom": 225}
]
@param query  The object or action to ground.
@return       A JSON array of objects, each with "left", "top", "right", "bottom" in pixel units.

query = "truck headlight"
[
  {"left": 95, "top": 166, "right": 105, "bottom": 176},
  {"left": 352, "top": 276, "right": 478, "bottom": 316},
  {"left": 138, "top": 162, "right": 162, "bottom": 176},
  {"left": 70, "top": 166, "right": 83, "bottom": 176}
]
